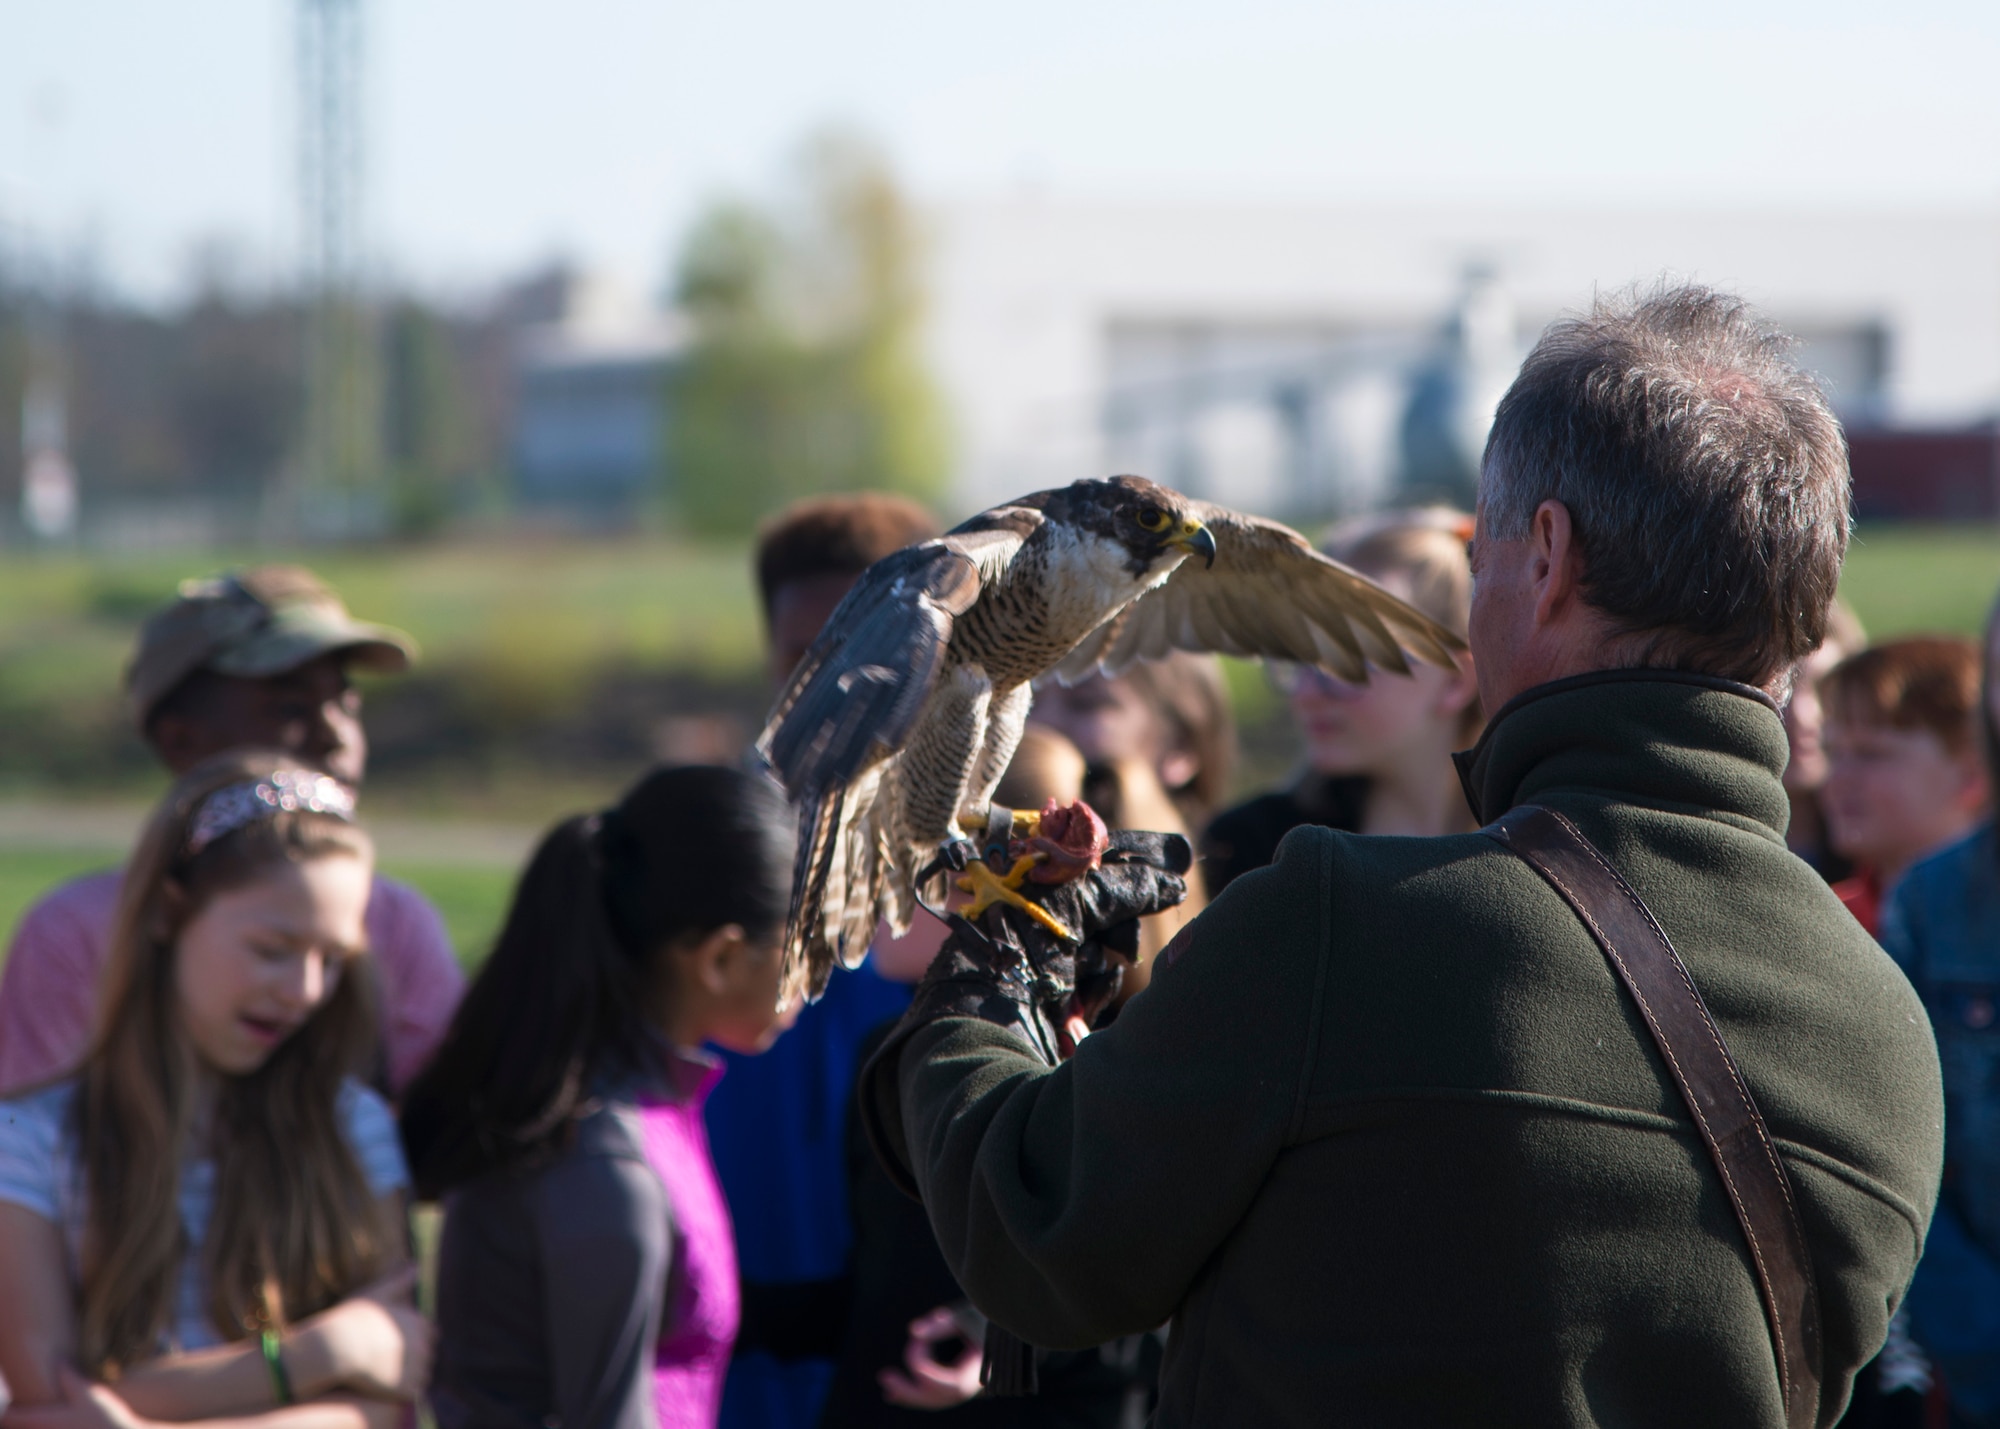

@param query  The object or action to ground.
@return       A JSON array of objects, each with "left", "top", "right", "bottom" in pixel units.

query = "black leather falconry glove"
[
  {"left": 856, "top": 813, "right": 1190, "bottom": 1397},
  {"left": 913, "top": 827, "right": 1192, "bottom": 1058},
  {"left": 859, "top": 816, "right": 1191, "bottom": 1190}
]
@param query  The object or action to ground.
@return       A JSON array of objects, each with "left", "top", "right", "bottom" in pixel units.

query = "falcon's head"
[{"left": 1047, "top": 476, "right": 1218, "bottom": 581}]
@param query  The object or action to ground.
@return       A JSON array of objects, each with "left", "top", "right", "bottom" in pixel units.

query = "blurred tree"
[
  {"left": 384, "top": 301, "right": 477, "bottom": 537},
  {"left": 172, "top": 287, "right": 300, "bottom": 499},
  {"left": 666, "top": 130, "right": 950, "bottom": 535}
]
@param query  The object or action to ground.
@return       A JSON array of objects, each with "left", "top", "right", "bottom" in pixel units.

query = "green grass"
[
  {"left": 0, "top": 536, "right": 769, "bottom": 804},
  {"left": 0, "top": 537, "right": 761, "bottom": 677},
  {"left": 0, "top": 850, "right": 121, "bottom": 958},
  {"left": 0, "top": 850, "right": 516, "bottom": 976},
  {"left": 1837, "top": 524, "right": 2000, "bottom": 640},
  {"left": 387, "top": 861, "right": 517, "bottom": 970},
  {"left": 0, "top": 537, "right": 763, "bottom": 714}
]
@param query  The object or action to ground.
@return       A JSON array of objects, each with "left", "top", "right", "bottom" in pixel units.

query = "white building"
[
  {"left": 921, "top": 198, "right": 2000, "bottom": 518},
  {"left": 510, "top": 269, "right": 685, "bottom": 524}
]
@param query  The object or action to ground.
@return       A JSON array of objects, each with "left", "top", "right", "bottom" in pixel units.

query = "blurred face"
[
  {"left": 1988, "top": 616, "right": 2000, "bottom": 746},
  {"left": 1822, "top": 715, "right": 1986, "bottom": 882},
  {"left": 1288, "top": 661, "right": 1471, "bottom": 774},
  {"left": 1289, "top": 570, "right": 1475, "bottom": 773},
  {"left": 1781, "top": 642, "right": 1848, "bottom": 795},
  {"left": 173, "top": 853, "right": 372, "bottom": 1076},
  {"left": 157, "top": 653, "right": 368, "bottom": 785},
  {"left": 699, "top": 928, "right": 800, "bottom": 1055},
  {"left": 768, "top": 576, "right": 857, "bottom": 688},
  {"left": 869, "top": 912, "right": 951, "bottom": 985},
  {"left": 1030, "top": 676, "right": 1167, "bottom": 769}
]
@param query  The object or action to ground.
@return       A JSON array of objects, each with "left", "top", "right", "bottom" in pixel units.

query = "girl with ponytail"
[
  {"left": 0, "top": 751, "right": 430, "bottom": 1429},
  {"left": 399, "top": 764, "right": 799, "bottom": 1429}
]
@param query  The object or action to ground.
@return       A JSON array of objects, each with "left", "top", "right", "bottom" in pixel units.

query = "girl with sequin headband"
[
  {"left": 0, "top": 751, "right": 432, "bottom": 1429},
  {"left": 400, "top": 764, "right": 800, "bottom": 1429}
]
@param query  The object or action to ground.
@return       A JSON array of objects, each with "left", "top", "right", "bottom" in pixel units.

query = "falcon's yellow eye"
[{"left": 1137, "top": 508, "right": 1171, "bottom": 532}]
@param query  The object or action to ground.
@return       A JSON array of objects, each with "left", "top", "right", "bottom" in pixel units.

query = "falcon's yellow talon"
[
  {"left": 956, "top": 854, "right": 1074, "bottom": 941},
  {"left": 1010, "top": 808, "right": 1043, "bottom": 839}
]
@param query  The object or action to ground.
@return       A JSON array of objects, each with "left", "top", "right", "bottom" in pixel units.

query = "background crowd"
[{"left": 0, "top": 485, "right": 1995, "bottom": 1428}]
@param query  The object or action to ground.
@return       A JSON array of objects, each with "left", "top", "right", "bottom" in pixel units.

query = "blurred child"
[
  {"left": 1878, "top": 596, "right": 2000, "bottom": 1425},
  {"left": 402, "top": 766, "right": 800, "bottom": 1429},
  {"left": 0, "top": 753, "right": 428, "bottom": 1429},
  {"left": 1782, "top": 599, "right": 1869, "bottom": 877},
  {"left": 1202, "top": 509, "right": 1480, "bottom": 894},
  {"left": 0, "top": 568, "right": 462, "bottom": 1098},
  {"left": 1028, "top": 657, "right": 1231, "bottom": 992},
  {"left": 1027, "top": 653, "right": 1236, "bottom": 833},
  {"left": 1820, "top": 636, "right": 1988, "bottom": 935}
]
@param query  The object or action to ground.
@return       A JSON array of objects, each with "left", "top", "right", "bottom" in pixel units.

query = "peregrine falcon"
[{"left": 758, "top": 475, "right": 1465, "bottom": 1003}]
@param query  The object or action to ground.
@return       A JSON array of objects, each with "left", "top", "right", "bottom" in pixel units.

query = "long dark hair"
[{"left": 400, "top": 765, "right": 793, "bottom": 1200}]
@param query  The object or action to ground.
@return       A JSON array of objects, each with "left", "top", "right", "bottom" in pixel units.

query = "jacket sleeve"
[
  {"left": 887, "top": 830, "right": 1332, "bottom": 1348},
  {"left": 530, "top": 1147, "right": 673, "bottom": 1429}
]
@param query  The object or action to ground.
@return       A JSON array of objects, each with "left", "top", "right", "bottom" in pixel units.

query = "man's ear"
[{"left": 1530, "top": 500, "right": 1586, "bottom": 628}]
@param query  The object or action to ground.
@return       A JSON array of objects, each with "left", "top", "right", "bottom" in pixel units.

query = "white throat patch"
[{"left": 1043, "top": 525, "right": 1185, "bottom": 628}]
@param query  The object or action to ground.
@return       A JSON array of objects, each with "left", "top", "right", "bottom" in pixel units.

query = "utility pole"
[
  {"left": 13, "top": 87, "right": 79, "bottom": 545},
  {"left": 294, "top": 0, "right": 376, "bottom": 537}
]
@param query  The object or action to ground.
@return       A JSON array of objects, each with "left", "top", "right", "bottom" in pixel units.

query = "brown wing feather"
[{"left": 1067, "top": 502, "right": 1464, "bottom": 683}]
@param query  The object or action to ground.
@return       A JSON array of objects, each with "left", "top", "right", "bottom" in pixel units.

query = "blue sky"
[{"left": 3, "top": 0, "right": 1996, "bottom": 300}]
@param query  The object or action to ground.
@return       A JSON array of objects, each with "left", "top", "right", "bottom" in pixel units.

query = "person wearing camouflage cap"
[
  {"left": 126, "top": 566, "right": 417, "bottom": 785},
  {"left": 0, "top": 566, "right": 464, "bottom": 1097}
]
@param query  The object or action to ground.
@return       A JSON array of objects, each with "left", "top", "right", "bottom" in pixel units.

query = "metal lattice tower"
[{"left": 296, "top": 0, "right": 376, "bottom": 531}]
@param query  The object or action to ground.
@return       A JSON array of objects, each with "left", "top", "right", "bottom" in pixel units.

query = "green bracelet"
[{"left": 261, "top": 1327, "right": 295, "bottom": 1407}]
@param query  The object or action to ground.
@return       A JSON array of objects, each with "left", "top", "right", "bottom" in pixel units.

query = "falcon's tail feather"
[
  {"left": 827, "top": 766, "right": 889, "bottom": 974},
  {"left": 877, "top": 832, "right": 936, "bottom": 943},
  {"left": 785, "top": 770, "right": 908, "bottom": 1005},
  {"left": 784, "top": 787, "right": 846, "bottom": 1007}
]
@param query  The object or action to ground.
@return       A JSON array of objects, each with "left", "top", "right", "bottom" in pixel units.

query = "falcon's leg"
[
  {"left": 889, "top": 664, "right": 997, "bottom": 918},
  {"left": 960, "top": 681, "right": 1034, "bottom": 830},
  {"left": 899, "top": 664, "right": 996, "bottom": 844}
]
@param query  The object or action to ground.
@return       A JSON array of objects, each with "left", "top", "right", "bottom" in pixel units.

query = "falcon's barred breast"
[{"left": 756, "top": 475, "right": 1466, "bottom": 1004}]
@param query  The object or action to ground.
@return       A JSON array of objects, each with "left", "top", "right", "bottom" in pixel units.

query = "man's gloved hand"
[
  {"left": 859, "top": 812, "right": 1190, "bottom": 1204},
  {"left": 906, "top": 825, "right": 1193, "bottom": 1065},
  {"left": 860, "top": 817, "right": 1190, "bottom": 1397}
]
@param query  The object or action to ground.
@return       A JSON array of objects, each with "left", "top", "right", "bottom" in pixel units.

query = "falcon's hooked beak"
[{"left": 1168, "top": 519, "right": 1218, "bottom": 569}]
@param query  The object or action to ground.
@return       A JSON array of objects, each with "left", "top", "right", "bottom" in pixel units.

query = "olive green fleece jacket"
[{"left": 867, "top": 671, "right": 1945, "bottom": 1427}]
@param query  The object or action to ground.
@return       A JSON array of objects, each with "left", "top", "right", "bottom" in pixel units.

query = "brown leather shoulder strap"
[{"left": 1486, "top": 804, "right": 1823, "bottom": 1429}]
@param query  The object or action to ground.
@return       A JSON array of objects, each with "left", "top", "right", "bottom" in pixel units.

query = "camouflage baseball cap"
[{"left": 126, "top": 565, "right": 418, "bottom": 728}]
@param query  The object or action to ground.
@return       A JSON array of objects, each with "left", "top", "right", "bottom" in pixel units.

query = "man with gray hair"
[{"left": 860, "top": 285, "right": 1944, "bottom": 1426}]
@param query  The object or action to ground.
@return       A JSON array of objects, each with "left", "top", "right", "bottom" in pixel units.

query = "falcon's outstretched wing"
[
  {"left": 760, "top": 540, "right": 982, "bottom": 799},
  {"left": 1051, "top": 502, "right": 1465, "bottom": 685}
]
